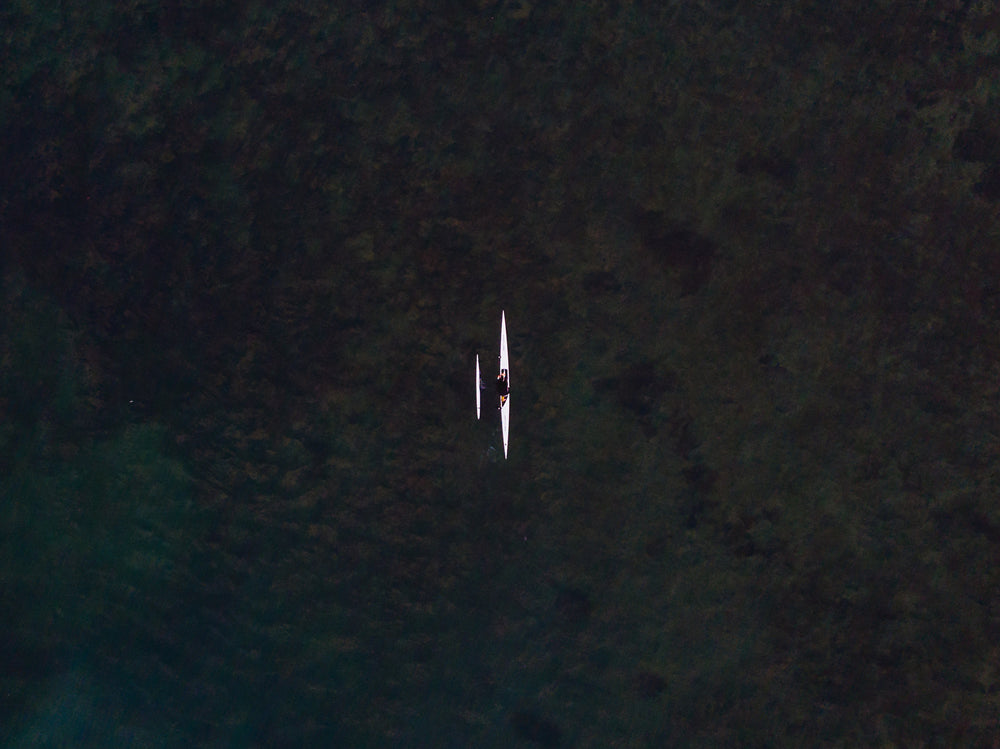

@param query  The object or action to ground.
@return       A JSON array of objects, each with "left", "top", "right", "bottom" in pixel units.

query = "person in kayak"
[{"left": 496, "top": 369, "right": 509, "bottom": 408}]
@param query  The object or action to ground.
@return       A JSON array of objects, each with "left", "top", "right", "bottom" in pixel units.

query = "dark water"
[{"left": 3, "top": 2, "right": 999, "bottom": 746}]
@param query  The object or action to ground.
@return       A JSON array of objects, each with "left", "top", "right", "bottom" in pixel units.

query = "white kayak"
[
  {"left": 500, "top": 310, "right": 509, "bottom": 459},
  {"left": 475, "top": 354, "right": 481, "bottom": 420}
]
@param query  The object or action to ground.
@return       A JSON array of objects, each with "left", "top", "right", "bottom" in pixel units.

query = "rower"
[{"left": 496, "top": 369, "right": 509, "bottom": 408}]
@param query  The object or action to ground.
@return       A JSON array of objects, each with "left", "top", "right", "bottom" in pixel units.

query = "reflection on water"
[{"left": 480, "top": 444, "right": 498, "bottom": 467}]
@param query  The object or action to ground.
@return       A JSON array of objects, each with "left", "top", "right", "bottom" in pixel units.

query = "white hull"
[
  {"left": 500, "top": 311, "right": 509, "bottom": 459},
  {"left": 475, "top": 354, "right": 480, "bottom": 420}
]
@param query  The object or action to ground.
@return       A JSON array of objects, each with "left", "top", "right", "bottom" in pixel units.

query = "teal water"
[{"left": 3, "top": 2, "right": 1000, "bottom": 746}]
